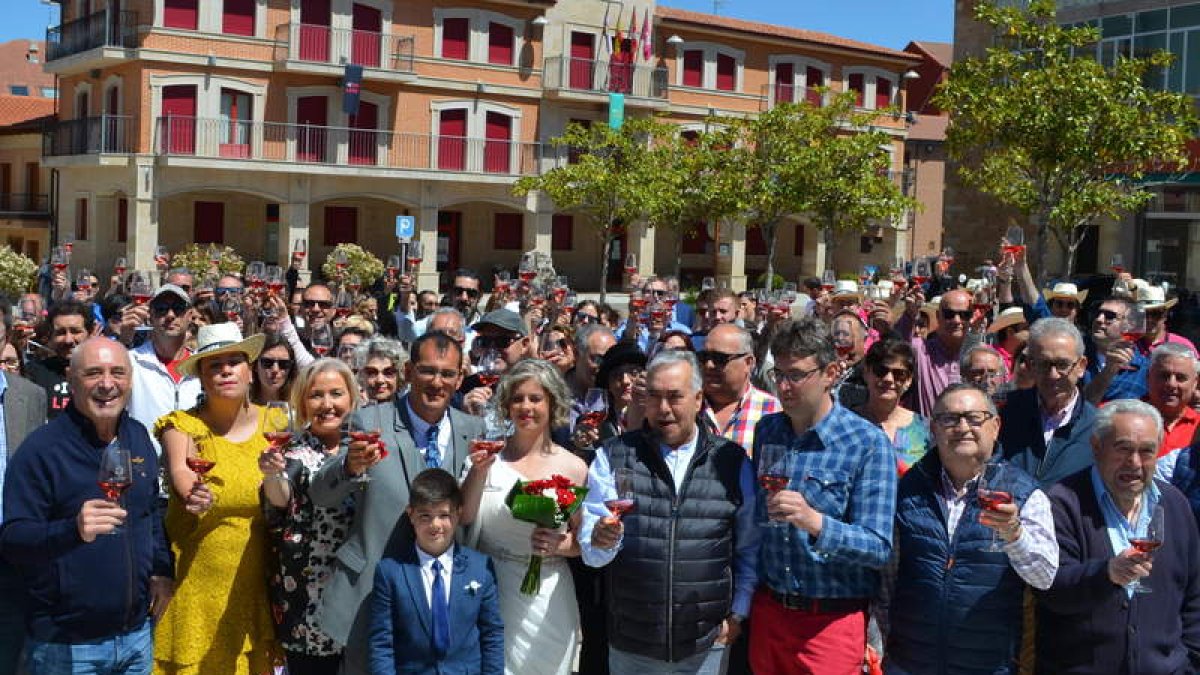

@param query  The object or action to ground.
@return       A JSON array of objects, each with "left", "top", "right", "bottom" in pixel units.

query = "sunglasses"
[
  {"left": 941, "top": 308, "right": 973, "bottom": 321},
  {"left": 303, "top": 299, "right": 333, "bottom": 309},
  {"left": 214, "top": 287, "right": 242, "bottom": 296},
  {"left": 454, "top": 286, "right": 481, "bottom": 298},
  {"left": 257, "top": 357, "right": 293, "bottom": 370},
  {"left": 150, "top": 301, "right": 190, "bottom": 316},
  {"left": 475, "top": 334, "right": 520, "bottom": 350},
  {"left": 1095, "top": 309, "right": 1124, "bottom": 322},
  {"left": 869, "top": 364, "right": 912, "bottom": 381},
  {"left": 932, "top": 411, "right": 995, "bottom": 428},
  {"left": 575, "top": 314, "right": 598, "bottom": 324},
  {"left": 696, "top": 350, "right": 748, "bottom": 368},
  {"left": 363, "top": 366, "right": 399, "bottom": 378}
]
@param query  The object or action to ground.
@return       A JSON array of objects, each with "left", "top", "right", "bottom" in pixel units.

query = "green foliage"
[
  {"left": 934, "top": 0, "right": 1197, "bottom": 278},
  {"left": 171, "top": 244, "right": 244, "bottom": 277},
  {"left": 320, "top": 243, "right": 384, "bottom": 284},
  {"left": 0, "top": 246, "right": 37, "bottom": 298}
]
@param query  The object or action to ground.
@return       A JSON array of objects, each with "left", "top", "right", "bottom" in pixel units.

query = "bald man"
[{"left": 899, "top": 288, "right": 975, "bottom": 416}]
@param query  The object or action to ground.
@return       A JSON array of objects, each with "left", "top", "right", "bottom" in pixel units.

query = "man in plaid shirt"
[
  {"left": 750, "top": 317, "right": 897, "bottom": 674},
  {"left": 701, "top": 323, "right": 780, "bottom": 455}
]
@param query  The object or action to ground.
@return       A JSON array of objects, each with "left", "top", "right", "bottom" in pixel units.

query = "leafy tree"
[
  {"left": 934, "top": 0, "right": 1196, "bottom": 280},
  {"left": 514, "top": 118, "right": 661, "bottom": 303}
]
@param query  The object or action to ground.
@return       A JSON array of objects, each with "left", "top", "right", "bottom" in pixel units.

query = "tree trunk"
[
  {"left": 599, "top": 231, "right": 612, "bottom": 305},
  {"left": 764, "top": 221, "right": 779, "bottom": 291},
  {"left": 823, "top": 222, "right": 836, "bottom": 272},
  {"left": 673, "top": 231, "right": 683, "bottom": 280},
  {"left": 1063, "top": 223, "right": 1089, "bottom": 280}
]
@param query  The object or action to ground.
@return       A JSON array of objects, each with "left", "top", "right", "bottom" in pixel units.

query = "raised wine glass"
[
  {"left": 97, "top": 441, "right": 133, "bottom": 536},
  {"left": 977, "top": 462, "right": 1012, "bottom": 552},
  {"left": 758, "top": 444, "right": 794, "bottom": 529},
  {"left": 407, "top": 241, "right": 424, "bottom": 272},
  {"left": 912, "top": 258, "right": 932, "bottom": 287},
  {"left": 605, "top": 468, "right": 637, "bottom": 520},
  {"left": 821, "top": 269, "right": 836, "bottom": 292},
  {"left": 475, "top": 405, "right": 511, "bottom": 490},
  {"left": 263, "top": 401, "right": 295, "bottom": 455},
  {"left": 477, "top": 349, "right": 503, "bottom": 388},
  {"left": 1128, "top": 503, "right": 1164, "bottom": 594},
  {"left": 580, "top": 388, "right": 608, "bottom": 432},
  {"left": 1004, "top": 226, "right": 1025, "bottom": 256},
  {"left": 130, "top": 272, "right": 152, "bottom": 306},
  {"left": 309, "top": 323, "right": 333, "bottom": 358}
]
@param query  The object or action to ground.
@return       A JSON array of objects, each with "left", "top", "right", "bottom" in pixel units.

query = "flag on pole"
[
  {"left": 642, "top": 8, "right": 652, "bottom": 61},
  {"left": 600, "top": 2, "right": 611, "bottom": 56},
  {"left": 613, "top": 7, "right": 624, "bottom": 56},
  {"left": 628, "top": 11, "right": 639, "bottom": 60}
]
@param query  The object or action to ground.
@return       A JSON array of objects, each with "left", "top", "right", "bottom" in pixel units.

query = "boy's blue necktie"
[{"left": 431, "top": 559, "right": 450, "bottom": 655}]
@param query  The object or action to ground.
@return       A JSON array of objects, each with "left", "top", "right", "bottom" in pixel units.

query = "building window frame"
[
  {"left": 429, "top": 99, "right": 523, "bottom": 172},
  {"left": 673, "top": 41, "right": 745, "bottom": 92},
  {"left": 767, "top": 55, "right": 831, "bottom": 107},
  {"left": 432, "top": 8, "right": 524, "bottom": 66},
  {"left": 843, "top": 66, "right": 900, "bottom": 110}
]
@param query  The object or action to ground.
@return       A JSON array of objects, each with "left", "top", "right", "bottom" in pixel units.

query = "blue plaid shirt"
[
  {"left": 753, "top": 402, "right": 897, "bottom": 599},
  {"left": 1083, "top": 338, "right": 1149, "bottom": 402}
]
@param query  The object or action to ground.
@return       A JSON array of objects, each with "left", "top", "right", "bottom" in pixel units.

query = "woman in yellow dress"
[{"left": 153, "top": 323, "right": 281, "bottom": 674}]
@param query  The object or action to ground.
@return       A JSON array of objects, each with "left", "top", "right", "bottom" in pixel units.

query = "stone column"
[
  {"left": 281, "top": 175, "right": 312, "bottom": 286},
  {"left": 128, "top": 158, "right": 158, "bottom": 273},
  {"left": 417, "top": 183, "right": 441, "bottom": 292}
]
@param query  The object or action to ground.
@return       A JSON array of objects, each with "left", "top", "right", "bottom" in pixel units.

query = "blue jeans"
[
  {"left": 24, "top": 620, "right": 153, "bottom": 675},
  {"left": 609, "top": 644, "right": 729, "bottom": 675}
]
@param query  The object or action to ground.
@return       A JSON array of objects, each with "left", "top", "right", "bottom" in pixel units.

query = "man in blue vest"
[{"left": 884, "top": 383, "right": 1059, "bottom": 674}]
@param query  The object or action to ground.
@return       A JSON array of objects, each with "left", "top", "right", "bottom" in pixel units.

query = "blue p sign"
[{"left": 396, "top": 215, "right": 415, "bottom": 241}]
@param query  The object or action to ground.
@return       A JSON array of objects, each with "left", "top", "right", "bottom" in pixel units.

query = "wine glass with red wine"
[
  {"left": 605, "top": 468, "right": 637, "bottom": 520},
  {"left": 758, "top": 444, "right": 794, "bottom": 529},
  {"left": 474, "top": 405, "right": 510, "bottom": 490},
  {"left": 477, "top": 349, "right": 503, "bottom": 388},
  {"left": 580, "top": 388, "right": 608, "bottom": 431},
  {"left": 1119, "top": 305, "right": 1147, "bottom": 372},
  {"left": 310, "top": 324, "right": 333, "bottom": 358},
  {"left": 97, "top": 441, "right": 132, "bottom": 536},
  {"left": 977, "top": 462, "right": 1012, "bottom": 552},
  {"left": 185, "top": 438, "right": 216, "bottom": 490},
  {"left": 263, "top": 402, "right": 295, "bottom": 455},
  {"left": 1128, "top": 503, "right": 1164, "bottom": 594}
]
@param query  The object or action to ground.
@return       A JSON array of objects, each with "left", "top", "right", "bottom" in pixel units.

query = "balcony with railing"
[
  {"left": 43, "top": 116, "right": 136, "bottom": 157},
  {"left": 761, "top": 83, "right": 826, "bottom": 110},
  {"left": 154, "top": 116, "right": 548, "bottom": 177},
  {"left": 544, "top": 56, "right": 669, "bottom": 103},
  {"left": 46, "top": 9, "right": 137, "bottom": 66},
  {"left": 0, "top": 194, "right": 50, "bottom": 218},
  {"left": 274, "top": 23, "right": 415, "bottom": 78}
]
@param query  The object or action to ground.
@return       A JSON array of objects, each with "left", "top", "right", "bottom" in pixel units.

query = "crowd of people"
[{"left": 0, "top": 242, "right": 1199, "bottom": 675}]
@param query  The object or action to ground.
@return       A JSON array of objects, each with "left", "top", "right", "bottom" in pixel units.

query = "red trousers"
[{"left": 748, "top": 589, "right": 866, "bottom": 675}]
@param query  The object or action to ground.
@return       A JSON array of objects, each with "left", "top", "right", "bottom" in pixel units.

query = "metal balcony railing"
[
  {"left": 275, "top": 23, "right": 415, "bottom": 72},
  {"left": 154, "top": 116, "right": 551, "bottom": 176},
  {"left": 42, "top": 116, "right": 135, "bottom": 156},
  {"left": 760, "top": 83, "right": 826, "bottom": 110},
  {"left": 544, "top": 56, "right": 669, "bottom": 100},
  {"left": 0, "top": 194, "right": 50, "bottom": 215},
  {"left": 46, "top": 9, "right": 137, "bottom": 61}
]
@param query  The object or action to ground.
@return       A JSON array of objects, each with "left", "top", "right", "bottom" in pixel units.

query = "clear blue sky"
[{"left": 4, "top": 0, "right": 952, "bottom": 51}]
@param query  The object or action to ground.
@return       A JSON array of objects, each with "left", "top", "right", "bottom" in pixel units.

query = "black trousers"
[
  {"left": 286, "top": 650, "right": 342, "bottom": 675},
  {"left": 570, "top": 558, "right": 610, "bottom": 675}
]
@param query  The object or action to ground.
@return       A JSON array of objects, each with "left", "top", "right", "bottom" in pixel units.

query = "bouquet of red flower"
[{"left": 505, "top": 474, "right": 588, "bottom": 595}]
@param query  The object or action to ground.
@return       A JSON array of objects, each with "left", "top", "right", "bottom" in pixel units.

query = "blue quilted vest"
[
  {"left": 887, "top": 452, "right": 1039, "bottom": 675},
  {"left": 1170, "top": 444, "right": 1200, "bottom": 527}
]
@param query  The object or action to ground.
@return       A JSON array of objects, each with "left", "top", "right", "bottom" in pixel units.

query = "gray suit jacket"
[
  {"left": 310, "top": 394, "right": 482, "bottom": 675},
  {"left": 5, "top": 372, "right": 47, "bottom": 454}
]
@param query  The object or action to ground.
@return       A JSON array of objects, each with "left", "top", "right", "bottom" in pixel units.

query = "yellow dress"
[{"left": 153, "top": 408, "right": 281, "bottom": 675}]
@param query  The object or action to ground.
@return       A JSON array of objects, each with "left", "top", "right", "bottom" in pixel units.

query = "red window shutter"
[
  {"left": 442, "top": 18, "right": 469, "bottom": 60},
  {"left": 351, "top": 4, "right": 382, "bottom": 67},
  {"left": 484, "top": 112, "right": 512, "bottom": 174},
  {"left": 488, "top": 22, "right": 514, "bottom": 65},
  {"left": 348, "top": 101, "right": 378, "bottom": 166},
  {"left": 716, "top": 53, "right": 736, "bottom": 91},
  {"left": 793, "top": 223, "right": 805, "bottom": 256},
  {"left": 682, "top": 50, "right": 703, "bottom": 87},
  {"left": 681, "top": 130, "right": 700, "bottom": 146},
  {"left": 323, "top": 206, "right": 357, "bottom": 246},
  {"left": 775, "top": 63, "right": 794, "bottom": 103},
  {"left": 161, "top": 84, "right": 197, "bottom": 154},
  {"left": 747, "top": 226, "right": 767, "bottom": 255},
  {"left": 682, "top": 221, "right": 710, "bottom": 254},
  {"left": 806, "top": 67, "right": 824, "bottom": 106},
  {"left": 848, "top": 73, "right": 865, "bottom": 107},
  {"left": 116, "top": 197, "right": 128, "bottom": 242},
  {"left": 876, "top": 77, "right": 892, "bottom": 109},
  {"left": 75, "top": 198, "right": 88, "bottom": 241},
  {"left": 493, "top": 212, "right": 523, "bottom": 250},
  {"left": 222, "top": 0, "right": 254, "bottom": 36},
  {"left": 194, "top": 201, "right": 224, "bottom": 243},
  {"left": 437, "top": 109, "right": 468, "bottom": 171},
  {"left": 552, "top": 214, "right": 573, "bottom": 250},
  {"left": 163, "top": 0, "right": 198, "bottom": 30}
]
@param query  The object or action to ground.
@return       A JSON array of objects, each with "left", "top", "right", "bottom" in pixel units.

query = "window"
[
  {"left": 488, "top": 22, "right": 514, "bottom": 65},
  {"left": 75, "top": 198, "right": 88, "bottom": 241},
  {"left": 116, "top": 198, "right": 128, "bottom": 242},
  {"left": 876, "top": 77, "right": 892, "bottom": 109},
  {"left": 324, "top": 206, "right": 357, "bottom": 245},
  {"left": 437, "top": 108, "right": 468, "bottom": 171},
  {"left": 483, "top": 111, "right": 512, "bottom": 174},
  {"left": 774, "top": 63, "right": 795, "bottom": 103},
  {"left": 222, "top": 0, "right": 255, "bottom": 36},
  {"left": 848, "top": 73, "right": 865, "bottom": 107},
  {"left": 195, "top": 201, "right": 224, "bottom": 243},
  {"left": 295, "top": 95, "right": 327, "bottom": 162},
  {"left": 567, "top": 118, "right": 591, "bottom": 164},
  {"left": 348, "top": 101, "right": 378, "bottom": 165},
  {"left": 219, "top": 89, "right": 252, "bottom": 158},
  {"left": 161, "top": 84, "right": 197, "bottom": 155},
  {"left": 8, "top": 86, "right": 28, "bottom": 96},
  {"left": 793, "top": 224, "right": 805, "bottom": 256},
  {"left": 552, "top": 214, "right": 573, "bottom": 250},
  {"left": 682, "top": 50, "right": 703, "bottom": 87},
  {"left": 682, "top": 222, "right": 712, "bottom": 254},
  {"left": 716, "top": 53, "right": 737, "bottom": 91},
  {"left": 845, "top": 69, "right": 898, "bottom": 110},
  {"left": 807, "top": 67, "right": 825, "bottom": 106},
  {"left": 747, "top": 227, "right": 767, "bottom": 255},
  {"left": 442, "top": 17, "right": 469, "bottom": 60},
  {"left": 163, "top": 0, "right": 199, "bottom": 30},
  {"left": 40, "top": 87, "right": 57, "bottom": 98},
  {"left": 493, "top": 212, "right": 522, "bottom": 250}
]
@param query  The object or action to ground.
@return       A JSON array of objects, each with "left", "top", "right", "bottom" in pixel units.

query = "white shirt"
[
  {"left": 1040, "top": 390, "right": 1079, "bottom": 448},
  {"left": 406, "top": 399, "right": 452, "bottom": 459},
  {"left": 128, "top": 341, "right": 202, "bottom": 457},
  {"left": 416, "top": 544, "right": 455, "bottom": 608}
]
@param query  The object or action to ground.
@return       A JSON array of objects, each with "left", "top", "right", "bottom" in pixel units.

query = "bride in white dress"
[{"left": 461, "top": 360, "right": 590, "bottom": 675}]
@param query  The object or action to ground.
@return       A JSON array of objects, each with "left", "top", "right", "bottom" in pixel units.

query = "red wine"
[
  {"left": 250, "top": 278, "right": 265, "bottom": 289},
  {"left": 1122, "top": 332, "right": 1144, "bottom": 343},
  {"left": 977, "top": 489, "right": 1013, "bottom": 511},
  {"left": 630, "top": 299, "right": 648, "bottom": 311},
  {"left": 186, "top": 457, "right": 216, "bottom": 481},
  {"left": 386, "top": 266, "right": 398, "bottom": 276},
  {"left": 759, "top": 474, "right": 789, "bottom": 492},
  {"left": 560, "top": 306, "right": 575, "bottom": 317},
  {"left": 335, "top": 308, "right": 352, "bottom": 319},
  {"left": 605, "top": 498, "right": 636, "bottom": 518},
  {"left": 1112, "top": 266, "right": 1125, "bottom": 275},
  {"left": 821, "top": 283, "right": 835, "bottom": 292},
  {"left": 114, "top": 266, "right": 127, "bottom": 276},
  {"left": 911, "top": 275, "right": 930, "bottom": 285},
  {"left": 973, "top": 303, "right": 992, "bottom": 314},
  {"left": 1130, "top": 538, "right": 1162, "bottom": 555},
  {"left": 226, "top": 311, "right": 239, "bottom": 321},
  {"left": 477, "top": 372, "right": 500, "bottom": 387},
  {"left": 1002, "top": 245, "right": 1025, "bottom": 255},
  {"left": 312, "top": 346, "right": 330, "bottom": 356},
  {"left": 64, "top": 243, "right": 74, "bottom": 253},
  {"left": 263, "top": 431, "right": 292, "bottom": 449},
  {"left": 53, "top": 263, "right": 68, "bottom": 272},
  {"left": 651, "top": 310, "right": 667, "bottom": 321},
  {"left": 267, "top": 282, "right": 285, "bottom": 294},
  {"left": 623, "top": 266, "right": 637, "bottom": 274},
  {"left": 407, "top": 257, "right": 423, "bottom": 267},
  {"left": 519, "top": 271, "right": 537, "bottom": 282},
  {"left": 349, "top": 430, "right": 381, "bottom": 444},
  {"left": 471, "top": 439, "right": 505, "bottom": 456},
  {"left": 98, "top": 479, "right": 131, "bottom": 501},
  {"left": 579, "top": 411, "right": 606, "bottom": 428},
  {"left": 835, "top": 344, "right": 853, "bottom": 357}
]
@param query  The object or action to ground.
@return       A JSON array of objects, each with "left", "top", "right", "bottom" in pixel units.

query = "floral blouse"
[{"left": 263, "top": 432, "right": 354, "bottom": 656}]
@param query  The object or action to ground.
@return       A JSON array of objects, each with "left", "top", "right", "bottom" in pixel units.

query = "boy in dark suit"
[{"left": 368, "top": 468, "right": 504, "bottom": 674}]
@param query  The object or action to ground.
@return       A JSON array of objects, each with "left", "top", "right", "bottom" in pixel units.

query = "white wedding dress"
[{"left": 470, "top": 460, "right": 580, "bottom": 675}]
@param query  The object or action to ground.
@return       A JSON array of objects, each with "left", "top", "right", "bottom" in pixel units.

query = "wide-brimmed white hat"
[
  {"left": 1043, "top": 282, "right": 1087, "bottom": 304},
  {"left": 178, "top": 323, "right": 265, "bottom": 378},
  {"left": 1137, "top": 284, "right": 1178, "bottom": 311},
  {"left": 831, "top": 280, "right": 862, "bottom": 301},
  {"left": 987, "top": 306, "right": 1029, "bottom": 334}
]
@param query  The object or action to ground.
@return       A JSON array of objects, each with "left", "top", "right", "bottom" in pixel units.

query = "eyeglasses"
[
  {"left": 413, "top": 365, "right": 461, "bottom": 381},
  {"left": 575, "top": 314, "right": 598, "bottom": 324},
  {"left": 644, "top": 288, "right": 669, "bottom": 297},
  {"left": 1031, "top": 358, "right": 1078, "bottom": 374},
  {"left": 363, "top": 366, "right": 399, "bottom": 378},
  {"left": 869, "top": 364, "right": 912, "bottom": 381},
  {"left": 303, "top": 299, "right": 333, "bottom": 309},
  {"left": 454, "top": 286, "right": 481, "bottom": 298},
  {"left": 696, "top": 350, "right": 748, "bottom": 368},
  {"left": 540, "top": 338, "right": 570, "bottom": 353},
  {"left": 150, "top": 301, "right": 189, "bottom": 316},
  {"left": 941, "top": 308, "right": 973, "bottom": 321},
  {"left": 475, "top": 334, "right": 519, "bottom": 350},
  {"left": 932, "top": 411, "right": 995, "bottom": 428},
  {"left": 1095, "top": 309, "right": 1124, "bottom": 322},
  {"left": 257, "top": 357, "right": 293, "bottom": 370},
  {"left": 966, "top": 368, "right": 1003, "bottom": 381},
  {"left": 768, "top": 366, "right": 822, "bottom": 386},
  {"left": 214, "top": 287, "right": 242, "bottom": 296},
  {"left": 0, "top": 357, "right": 18, "bottom": 368}
]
